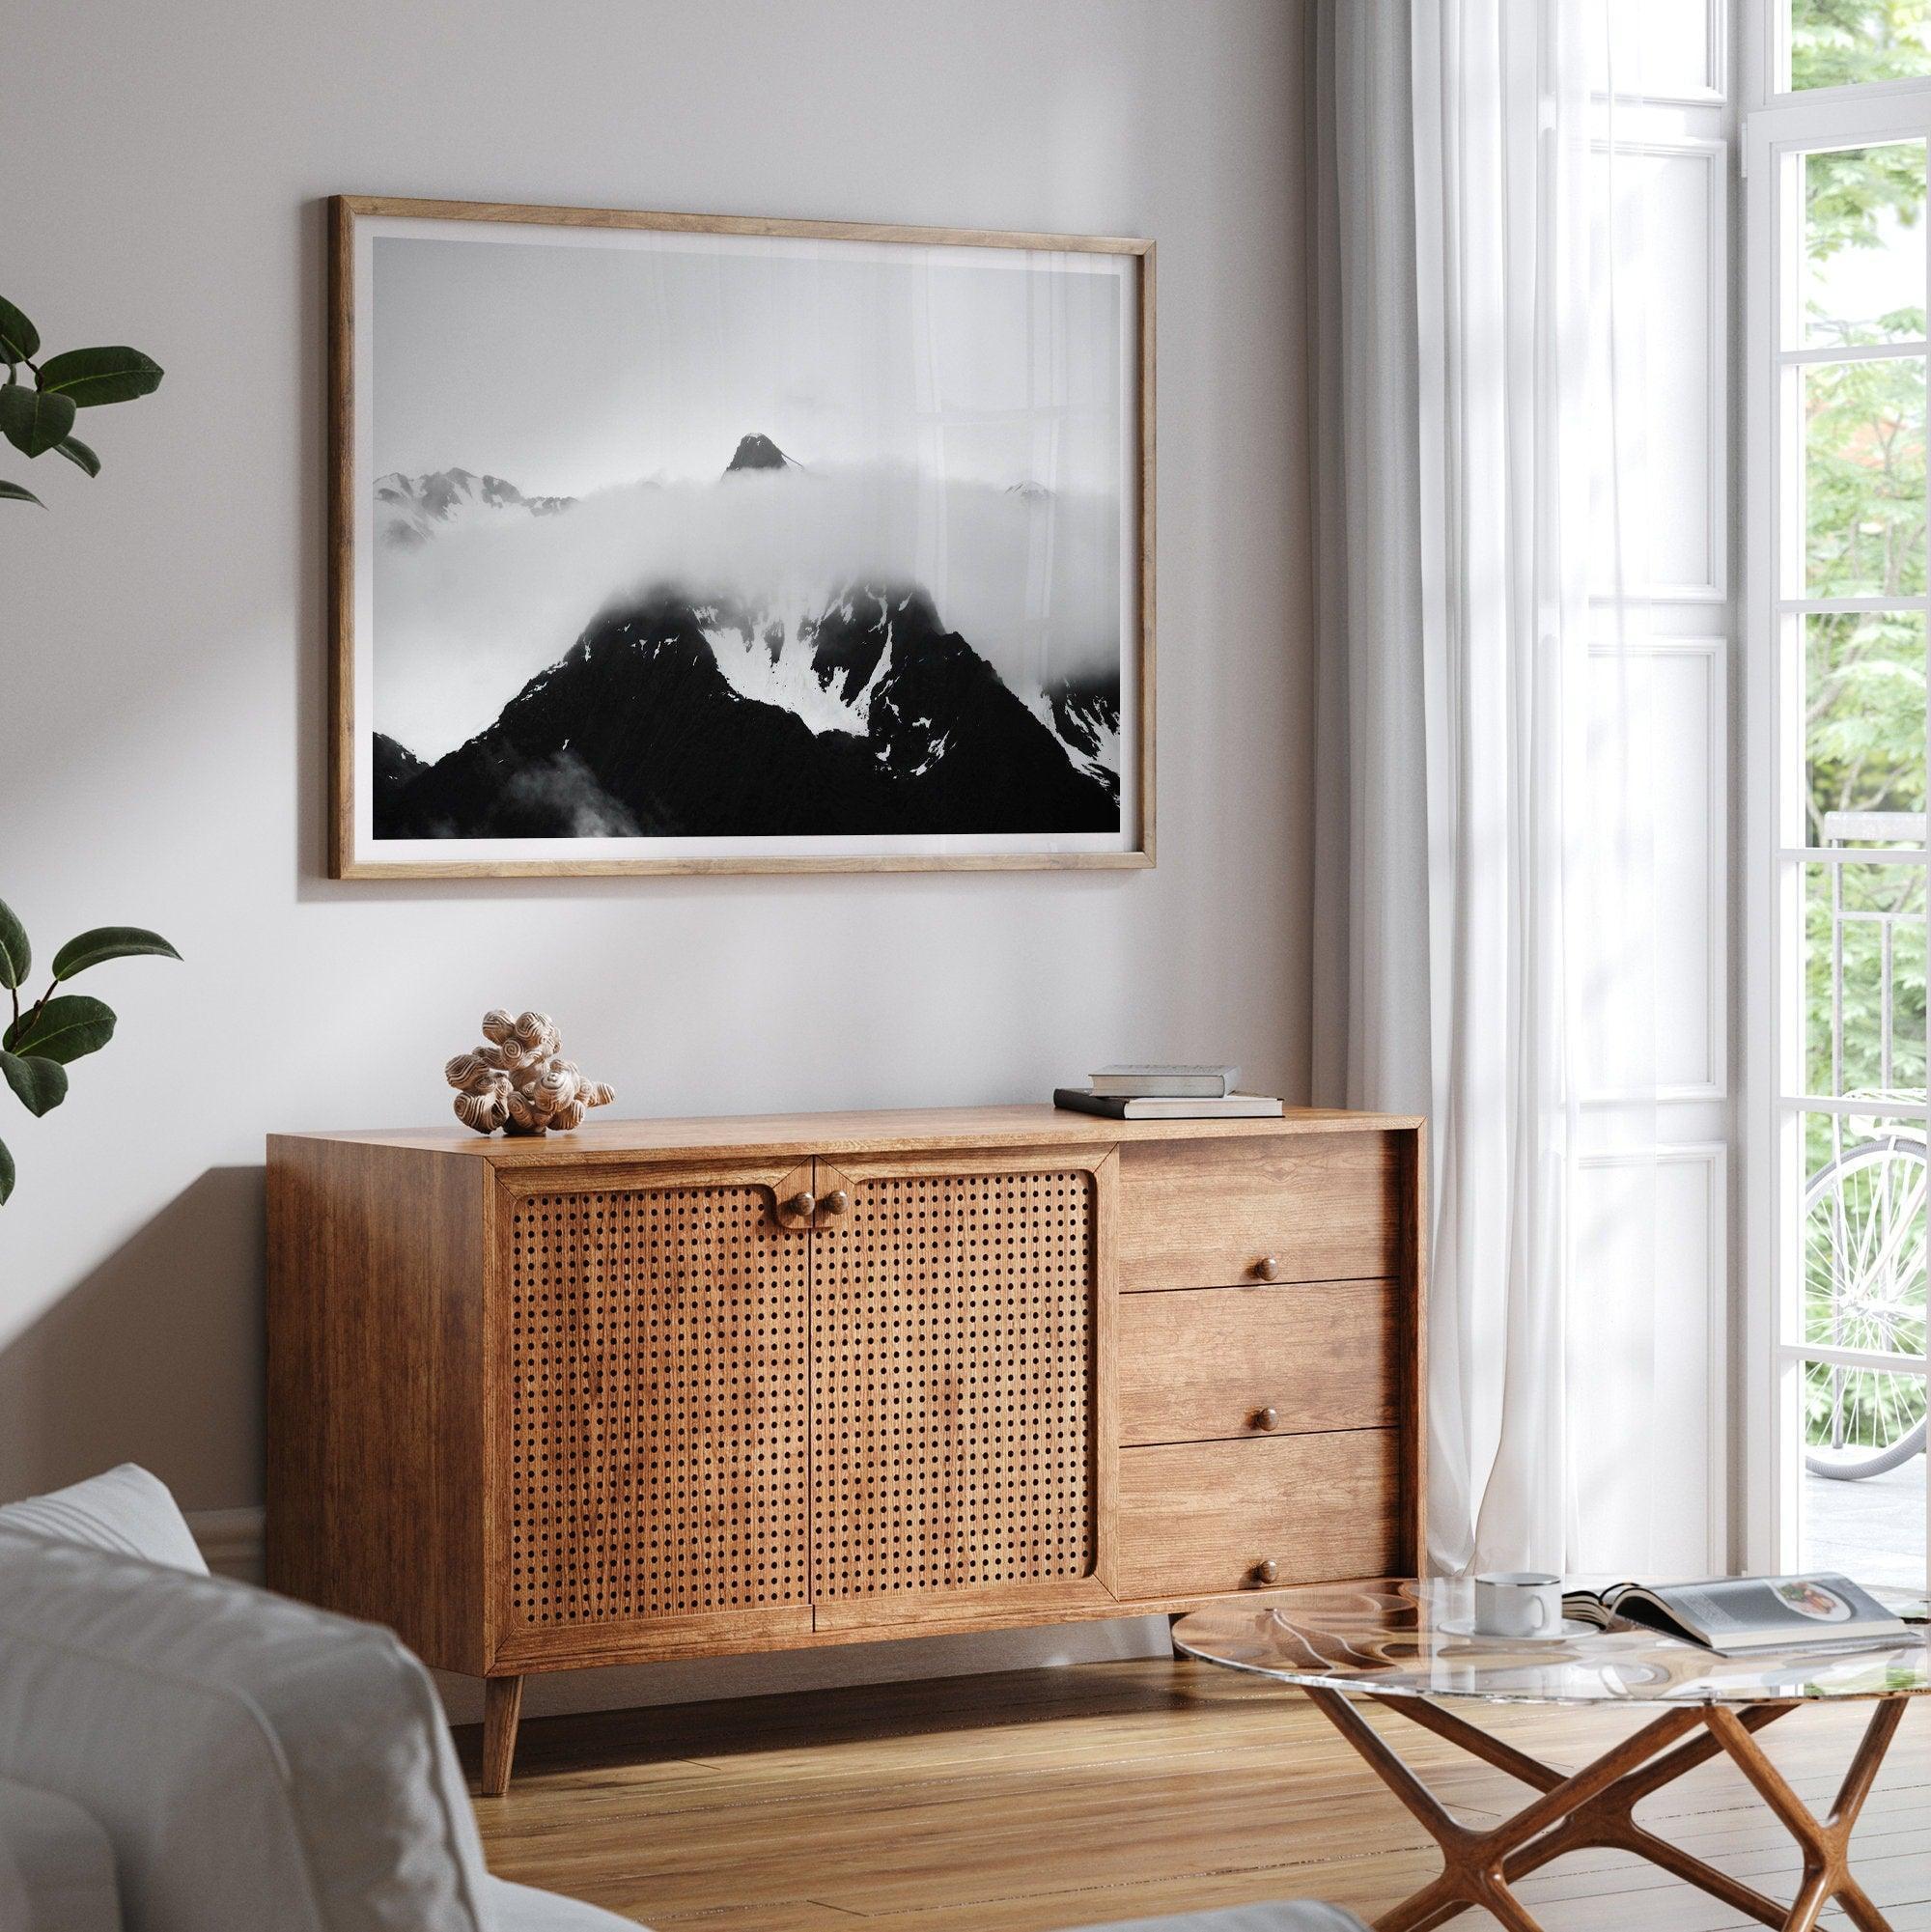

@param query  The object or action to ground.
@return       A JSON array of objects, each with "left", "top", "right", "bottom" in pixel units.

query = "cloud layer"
[{"left": 375, "top": 463, "right": 1125, "bottom": 760}]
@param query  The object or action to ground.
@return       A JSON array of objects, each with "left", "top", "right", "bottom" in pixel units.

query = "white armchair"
[
  {"left": 0, "top": 1466, "right": 1362, "bottom": 1932},
  {"left": 0, "top": 1773, "right": 121, "bottom": 1932},
  {"left": 0, "top": 1466, "right": 633, "bottom": 1932}
]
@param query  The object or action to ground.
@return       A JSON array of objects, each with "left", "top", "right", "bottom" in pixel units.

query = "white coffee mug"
[{"left": 1471, "top": 1571, "right": 1563, "bottom": 1639}]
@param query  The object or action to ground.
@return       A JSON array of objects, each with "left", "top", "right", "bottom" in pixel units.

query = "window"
[{"left": 1748, "top": 0, "right": 1931, "bottom": 1599}]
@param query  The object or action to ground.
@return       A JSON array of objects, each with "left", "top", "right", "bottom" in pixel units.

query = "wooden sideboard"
[{"left": 266, "top": 1105, "right": 1425, "bottom": 1791}]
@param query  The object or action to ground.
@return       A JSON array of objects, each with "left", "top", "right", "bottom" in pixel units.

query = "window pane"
[
  {"left": 1804, "top": 863, "right": 1927, "bottom": 1095},
  {"left": 1791, "top": 0, "right": 1931, "bottom": 91},
  {"left": 1805, "top": 614, "right": 1927, "bottom": 841},
  {"left": 1592, "top": 0, "right": 1711, "bottom": 97},
  {"left": 1802, "top": 145, "right": 1927, "bottom": 349},
  {"left": 1800, "top": 1365, "right": 1927, "bottom": 1588},
  {"left": 1805, "top": 356, "right": 1926, "bottom": 598}
]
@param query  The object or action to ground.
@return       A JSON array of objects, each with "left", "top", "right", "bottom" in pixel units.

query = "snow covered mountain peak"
[
  {"left": 696, "top": 584, "right": 910, "bottom": 738},
  {"left": 374, "top": 467, "right": 574, "bottom": 549},
  {"left": 723, "top": 433, "right": 798, "bottom": 476}
]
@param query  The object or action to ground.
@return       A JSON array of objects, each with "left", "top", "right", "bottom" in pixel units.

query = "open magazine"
[{"left": 1563, "top": 1574, "right": 1917, "bottom": 1658}]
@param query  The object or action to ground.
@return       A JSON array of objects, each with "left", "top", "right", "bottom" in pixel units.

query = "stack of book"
[{"left": 1053, "top": 1065, "right": 1285, "bottom": 1120}]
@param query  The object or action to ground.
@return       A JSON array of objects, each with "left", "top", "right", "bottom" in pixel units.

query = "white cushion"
[
  {"left": 0, "top": 1775, "right": 121, "bottom": 1932},
  {"left": 485, "top": 1875, "right": 642, "bottom": 1930},
  {"left": 0, "top": 1464, "right": 207, "bottom": 1574},
  {"left": 0, "top": 1525, "right": 492, "bottom": 1931}
]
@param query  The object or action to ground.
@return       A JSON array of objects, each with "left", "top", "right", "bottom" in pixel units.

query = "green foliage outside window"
[
  {"left": 1796, "top": 59, "right": 1929, "bottom": 1136},
  {"left": 1791, "top": 0, "right": 1931, "bottom": 90},
  {"left": 1792, "top": 3, "right": 1931, "bottom": 1455}
]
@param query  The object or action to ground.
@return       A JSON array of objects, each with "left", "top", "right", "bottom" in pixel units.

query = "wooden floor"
[{"left": 463, "top": 1658, "right": 1931, "bottom": 1931}]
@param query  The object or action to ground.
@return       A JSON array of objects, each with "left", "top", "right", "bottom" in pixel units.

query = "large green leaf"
[
  {"left": 5, "top": 994, "right": 116, "bottom": 1064},
  {"left": 0, "top": 479, "right": 43, "bottom": 507},
  {"left": 51, "top": 926, "right": 180, "bottom": 980},
  {"left": 53, "top": 434, "right": 99, "bottom": 478},
  {"left": 0, "top": 296, "right": 38, "bottom": 364},
  {"left": 36, "top": 347, "right": 163, "bottom": 409},
  {"left": 0, "top": 900, "right": 28, "bottom": 989},
  {"left": 0, "top": 1133, "right": 14, "bottom": 1206},
  {"left": 0, "top": 382, "right": 77, "bottom": 459},
  {"left": 0, "top": 1050, "right": 67, "bottom": 1117}
]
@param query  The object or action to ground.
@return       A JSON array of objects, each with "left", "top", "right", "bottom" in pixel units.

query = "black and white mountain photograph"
[{"left": 334, "top": 204, "right": 1149, "bottom": 875}]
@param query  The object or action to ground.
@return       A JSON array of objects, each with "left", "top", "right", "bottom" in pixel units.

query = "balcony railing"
[{"left": 1806, "top": 808, "right": 1928, "bottom": 1488}]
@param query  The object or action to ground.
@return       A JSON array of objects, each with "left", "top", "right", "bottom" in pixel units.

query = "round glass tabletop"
[{"left": 1172, "top": 1579, "right": 1931, "bottom": 1707}]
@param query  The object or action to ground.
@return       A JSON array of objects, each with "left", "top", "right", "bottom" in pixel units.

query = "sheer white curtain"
[{"left": 1310, "top": 0, "right": 1663, "bottom": 1576}]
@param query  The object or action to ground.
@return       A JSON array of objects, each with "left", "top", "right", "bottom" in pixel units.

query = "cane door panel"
[
  {"left": 807, "top": 1151, "right": 1117, "bottom": 1628},
  {"left": 496, "top": 1167, "right": 813, "bottom": 1658}
]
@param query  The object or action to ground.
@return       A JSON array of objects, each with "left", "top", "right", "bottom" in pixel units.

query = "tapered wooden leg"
[
  {"left": 1499, "top": 1702, "right": 1802, "bottom": 1928},
  {"left": 1303, "top": 1690, "right": 1703, "bottom": 1932},
  {"left": 1703, "top": 1700, "right": 1908, "bottom": 1932},
  {"left": 1298, "top": 1689, "right": 1913, "bottom": 1932},
  {"left": 1841, "top": 1875, "right": 1895, "bottom": 1932},
  {"left": 482, "top": 1674, "right": 524, "bottom": 1798}
]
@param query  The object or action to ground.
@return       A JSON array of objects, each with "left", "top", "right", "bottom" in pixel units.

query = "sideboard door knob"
[
  {"left": 821, "top": 1189, "right": 850, "bottom": 1217},
  {"left": 1254, "top": 1557, "right": 1279, "bottom": 1585},
  {"left": 1255, "top": 1406, "right": 1279, "bottom": 1432},
  {"left": 1255, "top": 1255, "right": 1281, "bottom": 1281},
  {"left": 788, "top": 1190, "right": 817, "bottom": 1219}
]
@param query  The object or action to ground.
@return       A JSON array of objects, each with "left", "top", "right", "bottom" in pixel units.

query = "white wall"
[{"left": 0, "top": 0, "right": 1313, "bottom": 1714}]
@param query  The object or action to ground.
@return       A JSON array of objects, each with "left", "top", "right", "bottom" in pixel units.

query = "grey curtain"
[{"left": 1307, "top": 2, "right": 1466, "bottom": 1562}]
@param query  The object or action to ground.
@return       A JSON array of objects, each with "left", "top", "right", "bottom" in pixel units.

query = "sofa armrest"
[{"left": 0, "top": 1775, "right": 122, "bottom": 1932}]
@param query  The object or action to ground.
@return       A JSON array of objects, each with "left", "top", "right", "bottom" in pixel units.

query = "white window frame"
[{"left": 1743, "top": 1, "right": 1931, "bottom": 1594}]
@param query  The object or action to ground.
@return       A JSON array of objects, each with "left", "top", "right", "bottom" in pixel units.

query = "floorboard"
[{"left": 462, "top": 1657, "right": 1931, "bottom": 1931}]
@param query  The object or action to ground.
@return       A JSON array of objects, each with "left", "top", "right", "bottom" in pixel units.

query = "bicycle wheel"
[{"left": 1802, "top": 1134, "right": 1929, "bottom": 1481}]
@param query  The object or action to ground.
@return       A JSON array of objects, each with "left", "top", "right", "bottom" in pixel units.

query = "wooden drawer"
[
  {"left": 1119, "top": 1281, "right": 1397, "bottom": 1445},
  {"left": 1115, "top": 1431, "right": 1401, "bottom": 1598},
  {"left": 1118, "top": 1133, "right": 1403, "bottom": 1292}
]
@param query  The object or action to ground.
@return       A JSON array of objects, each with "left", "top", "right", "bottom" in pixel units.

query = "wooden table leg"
[
  {"left": 482, "top": 1673, "right": 524, "bottom": 1798},
  {"left": 1298, "top": 1690, "right": 1912, "bottom": 1932},
  {"left": 1302, "top": 1689, "right": 1701, "bottom": 1931},
  {"left": 1499, "top": 1702, "right": 1802, "bottom": 1929},
  {"left": 1703, "top": 1699, "right": 1909, "bottom": 1932}
]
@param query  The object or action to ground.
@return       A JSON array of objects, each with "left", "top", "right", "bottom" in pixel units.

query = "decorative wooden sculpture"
[{"left": 443, "top": 1009, "right": 613, "bottom": 1135}]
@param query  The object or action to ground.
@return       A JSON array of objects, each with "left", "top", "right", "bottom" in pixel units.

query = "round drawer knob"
[
  {"left": 1254, "top": 1557, "right": 1280, "bottom": 1586},
  {"left": 1254, "top": 1255, "right": 1281, "bottom": 1281},
  {"left": 787, "top": 1190, "right": 817, "bottom": 1219},
  {"left": 1255, "top": 1406, "right": 1279, "bottom": 1432},
  {"left": 821, "top": 1189, "right": 851, "bottom": 1217}
]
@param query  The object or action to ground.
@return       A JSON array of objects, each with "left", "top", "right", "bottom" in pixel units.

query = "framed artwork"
[{"left": 327, "top": 195, "right": 1155, "bottom": 878}]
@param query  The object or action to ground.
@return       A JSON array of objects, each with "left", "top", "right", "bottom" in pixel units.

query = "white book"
[
  {"left": 1055, "top": 1088, "right": 1283, "bottom": 1120},
  {"left": 1090, "top": 1062, "right": 1239, "bottom": 1098},
  {"left": 1563, "top": 1574, "right": 1915, "bottom": 1657}
]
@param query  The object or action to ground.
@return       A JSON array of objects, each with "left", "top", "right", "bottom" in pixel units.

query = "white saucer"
[{"left": 1435, "top": 1615, "right": 1596, "bottom": 1642}]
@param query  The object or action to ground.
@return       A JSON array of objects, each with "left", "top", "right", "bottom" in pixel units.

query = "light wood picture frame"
[{"left": 328, "top": 196, "right": 1155, "bottom": 879}]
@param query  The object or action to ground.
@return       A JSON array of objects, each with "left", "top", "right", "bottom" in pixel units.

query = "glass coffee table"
[{"left": 1173, "top": 1580, "right": 1931, "bottom": 1932}]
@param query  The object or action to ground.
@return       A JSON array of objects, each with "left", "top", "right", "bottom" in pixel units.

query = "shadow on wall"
[{"left": 0, "top": 1166, "right": 266, "bottom": 1508}]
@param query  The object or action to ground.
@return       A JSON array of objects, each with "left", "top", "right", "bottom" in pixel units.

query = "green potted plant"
[
  {"left": 1, "top": 910, "right": 182, "bottom": 1203},
  {"left": 2, "top": 291, "right": 175, "bottom": 1201},
  {"left": 2, "top": 293, "right": 161, "bottom": 504}
]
